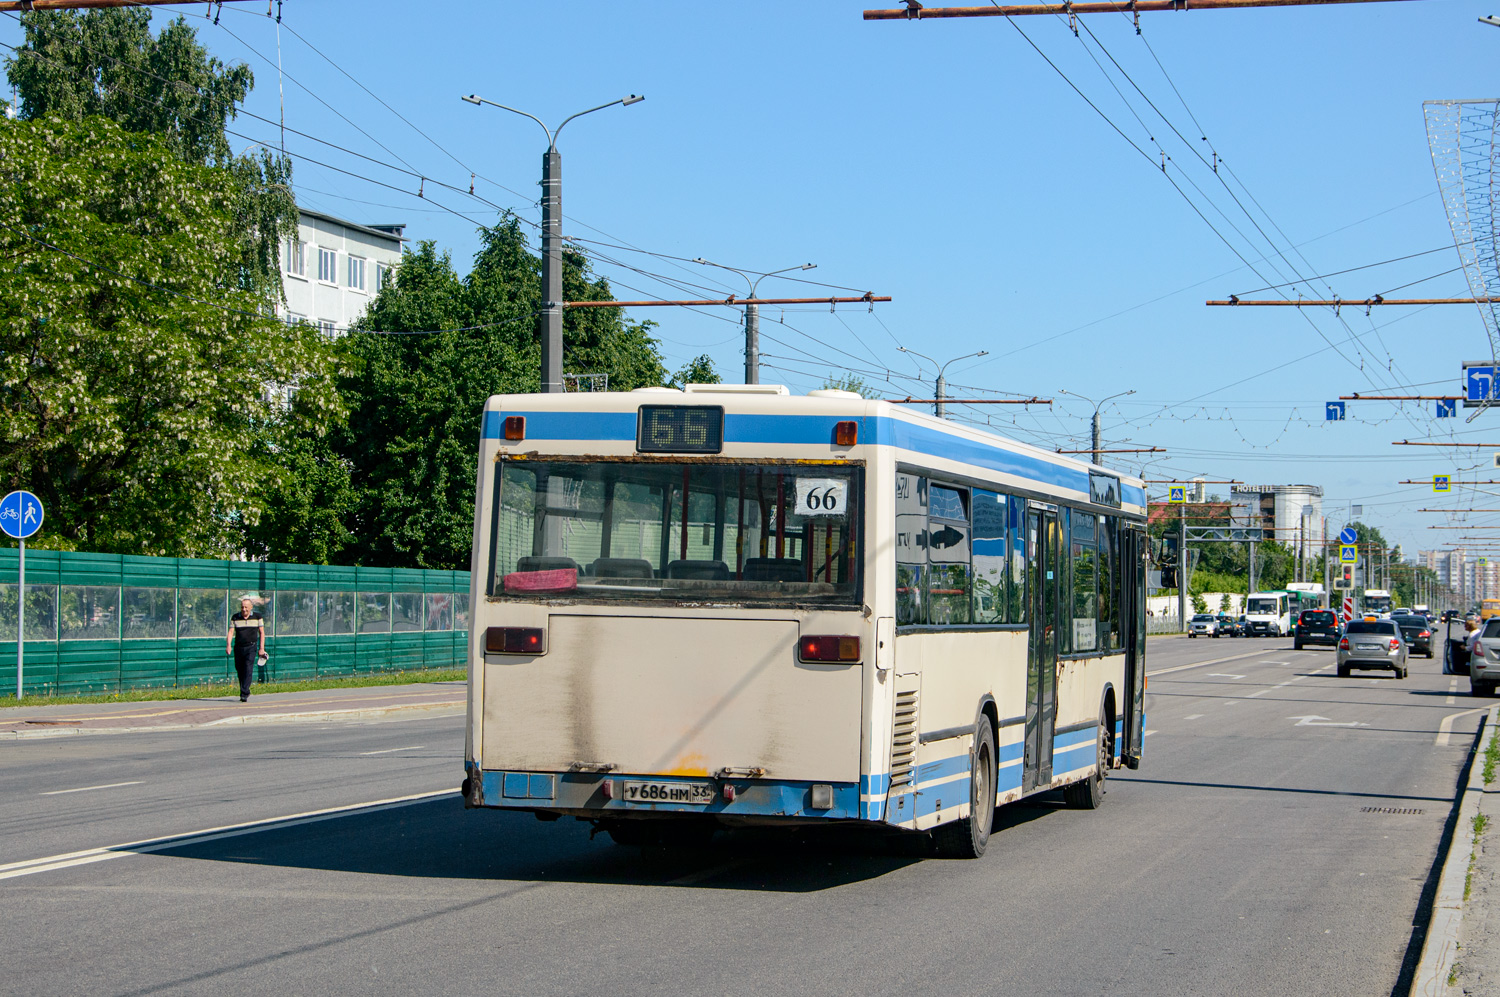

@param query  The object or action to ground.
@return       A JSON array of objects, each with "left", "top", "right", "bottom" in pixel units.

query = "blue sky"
[{"left": 5, "top": 1, "right": 1499, "bottom": 563}]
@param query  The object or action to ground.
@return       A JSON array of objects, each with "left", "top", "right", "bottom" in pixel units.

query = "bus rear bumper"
[{"left": 464, "top": 763, "right": 864, "bottom": 822}]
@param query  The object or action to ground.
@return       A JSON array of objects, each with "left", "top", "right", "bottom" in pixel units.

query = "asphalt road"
[{"left": 0, "top": 633, "right": 1489, "bottom": 997}]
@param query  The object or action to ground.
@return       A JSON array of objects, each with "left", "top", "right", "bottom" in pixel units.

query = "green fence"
[{"left": 0, "top": 549, "right": 470, "bottom": 697}]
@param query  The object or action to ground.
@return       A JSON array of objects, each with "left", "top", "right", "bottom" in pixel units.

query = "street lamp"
[
  {"left": 897, "top": 347, "right": 988, "bottom": 418},
  {"left": 1058, "top": 388, "right": 1136, "bottom": 467},
  {"left": 692, "top": 258, "right": 816, "bottom": 384},
  {"left": 461, "top": 92, "right": 644, "bottom": 393}
]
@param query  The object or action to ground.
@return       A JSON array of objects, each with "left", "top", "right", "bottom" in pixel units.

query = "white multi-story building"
[
  {"left": 279, "top": 209, "right": 405, "bottom": 334},
  {"left": 1230, "top": 484, "right": 1325, "bottom": 559}
]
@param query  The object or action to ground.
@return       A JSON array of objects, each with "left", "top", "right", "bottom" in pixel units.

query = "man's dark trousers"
[{"left": 234, "top": 645, "right": 256, "bottom": 699}]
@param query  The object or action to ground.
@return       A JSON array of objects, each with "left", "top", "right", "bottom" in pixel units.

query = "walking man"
[{"left": 226, "top": 597, "right": 267, "bottom": 702}]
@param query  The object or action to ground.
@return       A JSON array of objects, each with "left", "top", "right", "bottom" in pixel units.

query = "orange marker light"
[
  {"left": 834, "top": 421, "right": 858, "bottom": 446},
  {"left": 503, "top": 415, "right": 526, "bottom": 441}
]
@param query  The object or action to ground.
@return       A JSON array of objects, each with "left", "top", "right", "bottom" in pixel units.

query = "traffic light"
[{"left": 1338, "top": 564, "right": 1354, "bottom": 589}]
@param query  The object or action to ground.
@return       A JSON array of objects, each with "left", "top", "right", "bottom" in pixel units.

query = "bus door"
[
  {"left": 1119, "top": 527, "right": 1147, "bottom": 769},
  {"left": 1024, "top": 507, "right": 1059, "bottom": 793}
]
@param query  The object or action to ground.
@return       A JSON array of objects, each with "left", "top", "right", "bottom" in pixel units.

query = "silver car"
[
  {"left": 1337, "top": 619, "right": 1408, "bottom": 679},
  {"left": 1470, "top": 619, "right": 1500, "bottom": 696},
  {"left": 1189, "top": 613, "right": 1219, "bottom": 638}
]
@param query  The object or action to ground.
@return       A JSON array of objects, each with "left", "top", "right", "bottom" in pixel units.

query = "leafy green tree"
[
  {"left": 0, "top": 116, "right": 342, "bottom": 556},
  {"left": 335, "top": 222, "right": 668, "bottom": 569},
  {"left": 237, "top": 428, "right": 357, "bottom": 565},
  {"left": 667, "top": 354, "right": 721, "bottom": 389},
  {"left": 821, "top": 373, "right": 877, "bottom": 397},
  {"left": 5, "top": 9, "right": 294, "bottom": 300}
]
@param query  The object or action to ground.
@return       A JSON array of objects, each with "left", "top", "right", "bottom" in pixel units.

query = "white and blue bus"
[{"left": 462, "top": 384, "right": 1149, "bottom": 857}]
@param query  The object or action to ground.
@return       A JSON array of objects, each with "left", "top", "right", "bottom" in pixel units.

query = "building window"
[
  {"left": 316, "top": 319, "right": 337, "bottom": 337},
  {"left": 347, "top": 255, "right": 366, "bottom": 292},
  {"left": 283, "top": 312, "right": 305, "bottom": 327},
  {"left": 375, "top": 262, "right": 392, "bottom": 292},
  {"left": 318, "top": 247, "right": 338, "bottom": 283},
  {"left": 284, "top": 239, "right": 306, "bottom": 277}
]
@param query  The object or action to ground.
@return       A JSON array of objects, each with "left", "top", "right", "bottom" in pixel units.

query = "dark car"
[
  {"left": 1216, "top": 613, "right": 1237, "bottom": 636},
  {"left": 1294, "top": 609, "right": 1342, "bottom": 650},
  {"left": 1442, "top": 609, "right": 1460, "bottom": 623},
  {"left": 1390, "top": 613, "right": 1435, "bottom": 659}
]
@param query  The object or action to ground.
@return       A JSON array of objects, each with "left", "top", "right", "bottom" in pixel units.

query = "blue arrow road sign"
[
  {"left": 0, "top": 490, "right": 43, "bottom": 540},
  {"left": 1340, "top": 526, "right": 1357, "bottom": 544},
  {"left": 1437, "top": 398, "right": 1457, "bottom": 418},
  {"left": 1325, "top": 401, "right": 1346, "bottom": 421},
  {"left": 1467, "top": 365, "right": 1497, "bottom": 403}
]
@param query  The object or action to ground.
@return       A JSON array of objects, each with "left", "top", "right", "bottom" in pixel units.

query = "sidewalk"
[
  {"left": 0, "top": 681, "right": 465, "bottom": 740},
  {"left": 1415, "top": 705, "right": 1498, "bottom": 996}
]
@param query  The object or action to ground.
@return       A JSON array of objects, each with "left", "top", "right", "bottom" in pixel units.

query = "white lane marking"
[
  {"left": 39, "top": 781, "right": 143, "bottom": 796},
  {"left": 1207, "top": 673, "right": 1247, "bottom": 680},
  {"left": 1149, "top": 649, "right": 1289, "bottom": 677},
  {"left": 1289, "top": 715, "right": 1367, "bottom": 728},
  {"left": 1247, "top": 690, "right": 1269, "bottom": 698},
  {"left": 1183, "top": 714, "right": 1204, "bottom": 720},
  {"left": 1447, "top": 679, "right": 1458, "bottom": 707},
  {"left": 1436, "top": 707, "right": 1491, "bottom": 747},
  {"left": 0, "top": 788, "right": 455, "bottom": 882},
  {"left": 359, "top": 745, "right": 425, "bottom": 756},
  {"left": 1144, "top": 730, "right": 1157, "bottom": 737}
]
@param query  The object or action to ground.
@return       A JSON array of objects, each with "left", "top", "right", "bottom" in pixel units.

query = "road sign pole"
[{"left": 16, "top": 538, "right": 22, "bottom": 700}]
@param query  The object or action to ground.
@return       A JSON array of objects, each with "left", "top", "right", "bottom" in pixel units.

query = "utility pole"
[
  {"left": 461, "top": 92, "right": 644, "bottom": 393},
  {"left": 898, "top": 347, "right": 988, "bottom": 418},
  {"left": 1179, "top": 500, "right": 1188, "bottom": 629},
  {"left": 1059, "top": 388, "right": 1136, "bottom": 467},
  {"left": 691, "top": 260, "right": 817, "bottom": 384}
]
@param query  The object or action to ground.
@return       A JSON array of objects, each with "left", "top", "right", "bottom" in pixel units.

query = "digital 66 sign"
[{"left": 636, "top": 405, "right": 724, "bottom": 454}]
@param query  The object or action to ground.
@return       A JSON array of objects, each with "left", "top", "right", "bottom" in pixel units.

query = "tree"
[
  {"left": 0, "top": 116, "right": 342, "bottom": 556},
  {"left": 821, "top": 373, "right": 877, "bottom": 397},
  {"left": 334, "top": 222, "right": 669, "bottom": 569},
  {"left": 5, "top": 9, "right": 295, "bottom": 301},
  {"left": 667, "top": 354, "right": 721, "bottom": 389}
]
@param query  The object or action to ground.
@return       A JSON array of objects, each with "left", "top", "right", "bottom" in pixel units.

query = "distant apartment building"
[{"left": 279, "top": 208, "right": 405, "bottom": 334}]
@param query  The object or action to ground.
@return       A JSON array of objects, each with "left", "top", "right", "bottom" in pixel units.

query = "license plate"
[
  {"left": 622, "top": 781, "right": 716, "bottom": 805},
  {"left": 1355, "top": 643, "right": 1382, "bottom": 652}
]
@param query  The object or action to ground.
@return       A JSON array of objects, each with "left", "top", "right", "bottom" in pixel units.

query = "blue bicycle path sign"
[{"left": 0, "top": 490, "right": 44, "bottom": 540}]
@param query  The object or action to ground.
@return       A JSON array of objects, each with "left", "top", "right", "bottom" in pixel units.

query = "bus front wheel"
[{"left": 934, "top": 721, "right": 994, "bottom": 859}]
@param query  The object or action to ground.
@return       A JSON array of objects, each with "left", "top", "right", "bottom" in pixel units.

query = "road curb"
[
  {"left": 0, "top": 700, "right": 464, "bottom": 740},
  {"left": 1412, "top": 704, "right": 1498, "bottom": 997}
]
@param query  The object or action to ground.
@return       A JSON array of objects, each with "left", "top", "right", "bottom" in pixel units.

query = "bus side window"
[
  {"left": 927, "top": 484, "right": 971, "bottom": 626},
  {"left": 972, "top": 490, "right": 1007, "bottom": 624},
  {"left": 896, "top": 473, "right": 926, "bottom": 625}
]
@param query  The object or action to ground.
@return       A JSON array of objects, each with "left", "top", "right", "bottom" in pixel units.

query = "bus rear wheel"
[
  {"left": 1063, "top": 716, "right": 1109, "bottom": 810},
  {"left": 934, "top": 721, "right": 994, "bottom": 859}
]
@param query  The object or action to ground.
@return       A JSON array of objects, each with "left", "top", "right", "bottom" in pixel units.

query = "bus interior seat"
[
  {"left": 666, "top": 559, "right": 730, "bottom": 580},
  {"left": 515, "top": 556, "right": 579, "bottom": 574},
  {"left": 742, "top": 557, "right": 804, "bottom": 582},
  {"left": 589, "top": 557, "right": 655, "bottom": 579}
]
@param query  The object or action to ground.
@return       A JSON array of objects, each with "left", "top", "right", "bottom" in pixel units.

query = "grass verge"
[
  {"left": 1484, "top": 719, "right": 1498, "bottom": 786},
  {"left": 0, "top": 668, "right": 465, "bottom": 709}
]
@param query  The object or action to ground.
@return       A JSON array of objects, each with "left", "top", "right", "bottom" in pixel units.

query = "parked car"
[
  {"left": 1390, "top": 613, "right": 1435, "bottom": 659},
  {"left": 1189, "top": 613, "right": 1219, "bottom": 638},
  {"left": 1337, "top": 619, "right": 1408, "bottom": 678},
  {"left": 1470, "top": 618, "right": 1500, "bottom": 696},
  {"left": 1293, "top": 609, "right": 1342, "bottom": 650}
]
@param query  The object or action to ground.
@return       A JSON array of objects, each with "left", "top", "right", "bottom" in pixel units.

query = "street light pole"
[
  {"left": 897, "top": 347, "right": 988, "bottom": 418},
  {"left": 693, "top": 259, "right": 816, "bottom": 383},
  {"left": 1058, "top": 388, "right": 1136, "bottom": 466},
  {"left": 462, "top": 93, "right": 644, "bottom": 392}
]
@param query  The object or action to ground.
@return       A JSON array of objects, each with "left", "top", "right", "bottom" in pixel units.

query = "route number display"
[
  {"left": 794, "top": 478, "right": 848, "bottom": 516},
  {"left": 636, "top": 405, "right": 724, "bottom": 454}
]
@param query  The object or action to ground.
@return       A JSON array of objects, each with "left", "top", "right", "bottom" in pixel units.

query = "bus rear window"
[{"left": 490, "top": 461, "right": 861, "bottom": 605}]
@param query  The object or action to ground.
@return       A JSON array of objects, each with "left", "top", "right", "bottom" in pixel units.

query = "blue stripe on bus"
[{"left": 481, "top": 410, "right": 1147, "bottom": 507}]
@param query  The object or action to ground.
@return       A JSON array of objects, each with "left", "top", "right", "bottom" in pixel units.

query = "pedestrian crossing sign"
[
  {"left": 1168, "top": 486, "right": 1186, "bottom": 504},
  {"left": 1340, "top": 544, "right": 1358, "bottom": 564},
  {"left": 1434, "top": 475, "right": 1451, "bottom": 493}
]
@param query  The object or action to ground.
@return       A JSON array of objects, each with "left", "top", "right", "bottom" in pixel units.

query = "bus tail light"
[
  {"left": 799, "top": 635, "right": 861, "bottom": 663},
  {"left": 834, "top": 421, "right": 858, "bottom": 446},
  {"left": 486, "top": 626, "right": 546, "bottom": 654}
]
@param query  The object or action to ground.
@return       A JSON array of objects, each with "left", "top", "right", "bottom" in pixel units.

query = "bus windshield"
[
  {"left": 1247, "top": 598, "right": 1281, "bottom": 615},
  {"left": 489, "top": 460, "right": 861, "bottom": 604}
]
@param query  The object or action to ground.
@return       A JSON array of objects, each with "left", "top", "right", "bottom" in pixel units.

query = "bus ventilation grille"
[{"left": 890, "top": 687, "right": 919, "bottom": 790}]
